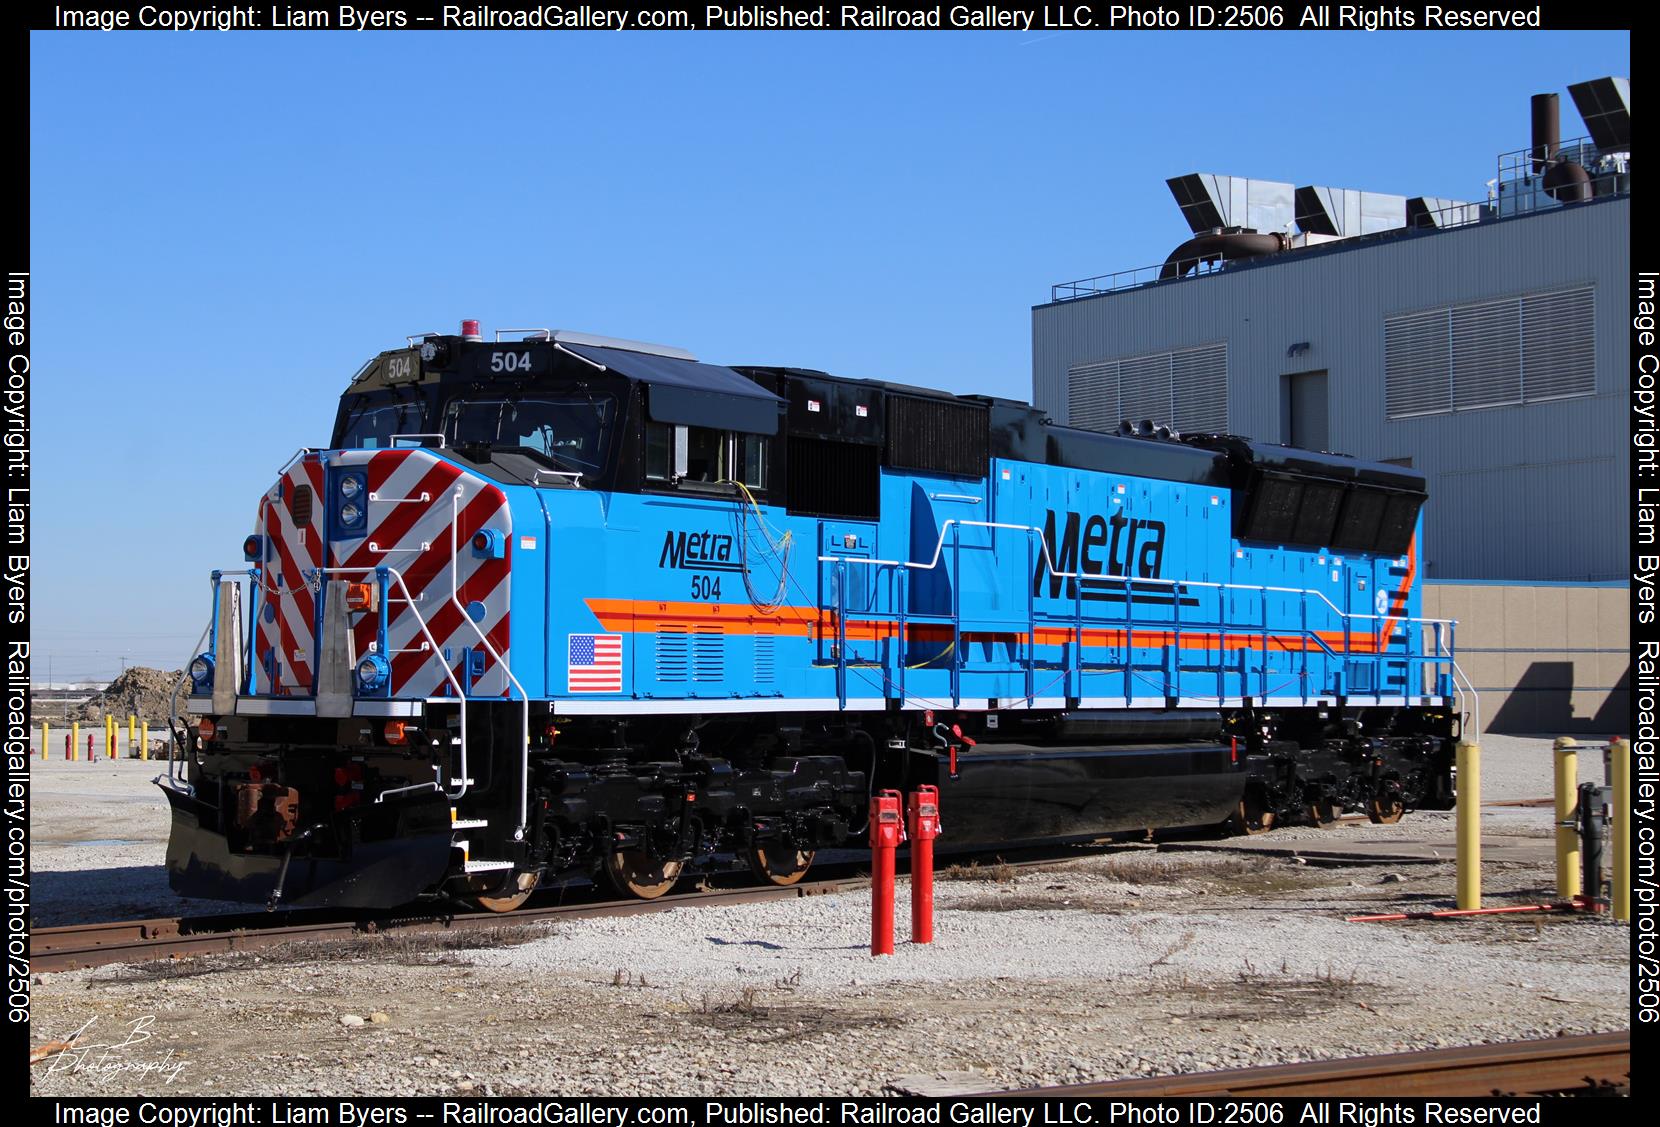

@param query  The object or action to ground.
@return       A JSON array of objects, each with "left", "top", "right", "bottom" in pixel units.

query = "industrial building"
[{"left": 1031, "top": 77, "right": 1630, "bottom": 732}]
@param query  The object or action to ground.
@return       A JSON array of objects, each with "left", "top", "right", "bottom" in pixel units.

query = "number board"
[
  {"left": 473, "top": 344, "right": 552, "bottom": 379},
  {"left": 380, "top": 349, "right": 421, "bottom": 384}
]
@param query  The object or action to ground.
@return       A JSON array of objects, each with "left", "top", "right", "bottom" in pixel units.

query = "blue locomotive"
[{"left": 160, "top": 322, "right": 1465, "bottom": 911}]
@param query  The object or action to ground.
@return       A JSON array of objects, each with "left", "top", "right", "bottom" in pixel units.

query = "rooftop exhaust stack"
[{"left": 1531, "top": 92, "right": 1560, "bottom": 173}]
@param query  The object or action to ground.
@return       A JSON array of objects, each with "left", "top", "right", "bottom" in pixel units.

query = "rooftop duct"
[
  {"left": 1567, "top": 76, "right": 1631, "bottom": 151},
  {"left": 1166, "top": 174, "right": 1295, "bottom": 235},
  {"left": 1294, "top": 186, "right": 1408, "bottom": 237},
  {"left": 1406, "top": 197, "right": 1484, "bottom": 229}
]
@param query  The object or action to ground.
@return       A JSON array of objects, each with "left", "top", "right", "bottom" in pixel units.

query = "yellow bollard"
[
  {"left": 71, "top": 721, "right": 80, "bottom": 761},
  {"left": 1612, "top": 738, "right": 1630, "bottom": 921},
  {"left": 140, "top": 722, "right": 149, "bottom": 761},
  {"left": 40, "top": 722, "right": 48, "bottom": 760},
  {"left": 128, "top": 715, "right": 136, "bottom": 756},
  {"left": 1553, "top": 737, "right": 1581, "bottom": 902},
  {"left": 1456, "top": 741, "right": 1481, "bottom": 910}
]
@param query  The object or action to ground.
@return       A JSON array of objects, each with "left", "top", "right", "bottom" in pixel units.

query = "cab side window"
[{"left": 645, "top": 422, "right": 768, "bottom": 492}]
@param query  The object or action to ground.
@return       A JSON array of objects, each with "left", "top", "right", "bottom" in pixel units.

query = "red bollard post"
[
  {"left": 869, "top": 790, "right": 904, "bottom": 957},
  {"left": 907, "top": 785, "right": 942, "bottom": 944},
  {"left": 86, "top": 734, "right": 95, "bottom": 763},
  {"left": 63, "top": 734, "right": 70, "bottom": 758}
]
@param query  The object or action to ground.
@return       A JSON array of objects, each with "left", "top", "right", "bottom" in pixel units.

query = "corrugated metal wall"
[{"left": 1032, "top": 196, "right": 1631, "bottom": 581}]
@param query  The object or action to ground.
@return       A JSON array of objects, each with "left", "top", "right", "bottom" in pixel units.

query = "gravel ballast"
[{"left": 27, "top": 734, "right": 1630, "bottom": 1096}]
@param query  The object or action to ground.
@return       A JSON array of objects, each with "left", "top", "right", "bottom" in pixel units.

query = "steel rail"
[
  {"left": 30, "top": 878, "right": 869, "bottom": 973},
  {"left": 996, "top": 1031, "right": 1629, "bottom": 1097},
  {"left": 28, "top": 843, "right": 1119, "bottom": 974}
]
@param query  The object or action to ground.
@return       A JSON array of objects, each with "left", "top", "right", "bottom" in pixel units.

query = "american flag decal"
[{"left": 568, "top": 634, "right": 623, "bottom": 693}]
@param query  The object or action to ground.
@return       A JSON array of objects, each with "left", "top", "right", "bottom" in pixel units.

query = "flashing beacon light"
[{"left": 461, "top": 319, "right": 483, "bottom": 341}]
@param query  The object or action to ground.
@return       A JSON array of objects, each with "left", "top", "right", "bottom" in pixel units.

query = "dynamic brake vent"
[{"left": 290, "top": 483, "right": 313, "bottom": 526}]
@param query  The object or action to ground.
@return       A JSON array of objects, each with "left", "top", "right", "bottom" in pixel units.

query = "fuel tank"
[{"left": 927, "top": 741, "right": 1245, "bottom": 848}]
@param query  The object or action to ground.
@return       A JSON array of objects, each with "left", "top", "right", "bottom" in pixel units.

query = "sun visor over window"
[{"left": 565, "top": 343, "right": 782, "bottom": 435}]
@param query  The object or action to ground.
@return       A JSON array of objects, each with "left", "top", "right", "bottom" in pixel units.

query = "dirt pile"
[{"left": 72, "top": 666, "right": 191, "bottom": 723}]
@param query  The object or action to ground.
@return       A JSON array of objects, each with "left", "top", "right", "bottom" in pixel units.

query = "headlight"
[
  {"left": 356, "top": 654, "right": 390, "bottom": 691},
  {"left": 340, "top": 501, "right": 363, "bottom": 526},
  {"left": 340, "top": 476, "right": 362, "bottom": 500},
  {"left": 190, "top": 654, "right": 214, "bottom": 690}
]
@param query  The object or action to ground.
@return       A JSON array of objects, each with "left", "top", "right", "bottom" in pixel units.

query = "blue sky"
[{"left": 28, "top": 30, "right": 1629, "bottom": 680}]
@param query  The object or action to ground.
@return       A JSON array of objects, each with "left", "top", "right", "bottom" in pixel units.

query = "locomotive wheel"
[
  {"left": 471, "top": 870, "right": 540, "bottom": 914},
  {"left": 1367, "top": 794, "right": 1406, "bottom": 825},
  {"left": 747, "top": 844, "right": 816, "bottom": 886},
  {"left": 1307, "top": 798, "right": 1340, "bottom": 828},
  {"left": 605, "top": 849, "right": 684, "bottom": 900},
  {"left": 1232, "top": 787, "right": 1277, "bottom": 836}
]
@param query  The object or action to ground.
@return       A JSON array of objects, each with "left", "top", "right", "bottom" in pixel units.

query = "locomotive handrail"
[
  {"left": 274, "top": 448, "right": 315, "bottom": 477},
  {"left": 307, "top": 564, "right": 473, "bottom": 801},
  {"left": 815, "top": 518, "right": 1459, "bottom": 632},
  {"left": 160, "top": 620, "right": 213, "bottom": 793},
  {"left": 448, "top": 486, "right": 533, "bottom": 842},
  {"left": 817, "top": 517, "right": 1467, "bottom": 716},
  {"left": 531, "top": 469, "right": 584, "bottom": 488}
]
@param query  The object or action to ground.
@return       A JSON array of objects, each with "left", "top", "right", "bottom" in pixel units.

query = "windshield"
[
  {"left": 340, "top": 401, "right": 424, "bottom": 449},
  {"left": 442, "top": 397, "right": 613, "bottom": 475}
]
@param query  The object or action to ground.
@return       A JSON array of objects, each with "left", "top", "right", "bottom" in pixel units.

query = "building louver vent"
[
  {"left": 1066, "top": 343, "right": 1228, "bottom": 434},
  {"left": 1385, "top": 286, "right": 1594, "bottom": 419}
]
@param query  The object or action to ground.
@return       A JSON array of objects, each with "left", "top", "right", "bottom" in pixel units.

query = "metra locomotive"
[{"left": 160, "top": 322, "right": 1465, "bottom": 911}]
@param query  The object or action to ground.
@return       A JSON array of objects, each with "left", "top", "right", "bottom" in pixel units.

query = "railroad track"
[
  {"left": 29, "top": 876, "right": 871, "bottom": 973},
  {"left": 29, "top": 841, "right": 1109, "bottom": 973},
  {"left": 1000, "top": 1031, "right": 1630, "bottom": 1097}
]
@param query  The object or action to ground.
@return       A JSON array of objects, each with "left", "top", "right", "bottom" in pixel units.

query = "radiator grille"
[
  {"left": 785, "top": 436, "right": 880, "bottom": 520},
  {"left": 884, "top": 395, "right": 988, "bottom": 478}
]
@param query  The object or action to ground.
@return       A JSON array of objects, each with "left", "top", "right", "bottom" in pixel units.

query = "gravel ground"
[{"left": 27, "top": 733, "right": 1629, "bottom": 1096}]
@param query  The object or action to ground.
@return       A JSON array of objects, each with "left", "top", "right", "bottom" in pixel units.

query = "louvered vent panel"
[
  {"left": 1066, "top": 360, "right": 1120, "bottom": 431},
  {"left": 692, "top": 626, "right": 724, "bottom": 683},
  {"left": 290, "top": 483, "right": 314, "bottom": 526},
  {"left": 1385, "top": 309, "right": 1452, "bottom": 418},
  {"left": 1387, "top": 286, "right": 1596, "bottom": 419},
  {"left": 657, "top": 627, "right": 688, "bottom": 683},
  {"left": 1067, "top": 343, "right": 1227, "bottom": 434},
  {"left": 1451, "top": 298, "right": 1522, "bottom": 410},
  {"left": 1522, "top": 287, "right": 1595, "bottom": 401},
  {"left": 1117, "top": 354, "right": 1172, "bottom": 427},
  {"left": 1170, "top": 344, "right": 1228, "bottom": 433},
  {"left": 754, "top": 634, "right": 775, "bottom": 684}
]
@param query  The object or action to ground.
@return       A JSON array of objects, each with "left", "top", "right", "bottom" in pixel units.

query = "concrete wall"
[{"left": 1425, "top": 581, "right": 1629, "bottom": 736}]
